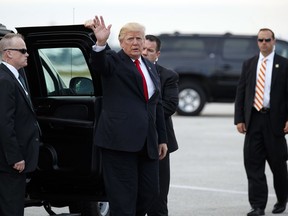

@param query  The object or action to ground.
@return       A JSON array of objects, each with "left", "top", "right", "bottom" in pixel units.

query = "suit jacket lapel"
[
  {"left": 141, "top": 57, "right": 160, "bottom": 92},
  {"left": 118, "top": 51, "right": 147, "bottom": 100},
  {"left": 251, "top": 56, "right": 258, "bottom": 87},
  {"left": 118, "top": 51, "right": 160, "bottom": 101},
  {"left": 271, "top": 54, "right": 280, "bottom": 88},
  {"left": 0, "top": 64, "right": 34, "bottom": 112}
]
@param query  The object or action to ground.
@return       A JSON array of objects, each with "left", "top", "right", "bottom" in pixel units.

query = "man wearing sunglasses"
[
  {"left": 235, "top": 28, "right": 288, "bottom": 216},
  {"left": 0, "top": 33, "right": 40, "bottom": 216}
]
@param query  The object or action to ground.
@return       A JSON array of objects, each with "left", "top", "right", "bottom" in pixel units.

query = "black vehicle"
[
  {"left": 157, "top": 32, "right": 288, "bottom": 116},
  {"left": 0, "top": 23, "right": 13, "bottom": 36},
  {"left": 1, "top": 25, "right": 109, "bottom": 216}
]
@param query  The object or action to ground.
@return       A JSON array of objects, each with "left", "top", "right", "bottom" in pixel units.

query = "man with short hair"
[
  {"left": 235, "top": 28, "right": 288, "bottom": 216},
  {"left": 0, "top": 33, "right": 40, "bottom": 216},
  {"left": 143, "top": 34, "right": 179, "bottom": 216}
]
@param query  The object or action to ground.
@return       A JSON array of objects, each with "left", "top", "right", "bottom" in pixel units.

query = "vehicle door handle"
[
  {"left": 222, "top": 64, "right": 231, "bottom": 70},
  {"left": 36, "top": 104, "right": 51, "bottom": 112}
]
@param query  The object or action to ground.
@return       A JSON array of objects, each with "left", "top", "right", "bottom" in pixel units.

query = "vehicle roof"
[
  {"left": 158, "top": 31, "right": 257, "bottom": 38},
  {"left": 16, "top": 24, "right": 92, "bottom": 37},
  {"left": 0, "top": 23, "right": 14, "bottom": 37}
]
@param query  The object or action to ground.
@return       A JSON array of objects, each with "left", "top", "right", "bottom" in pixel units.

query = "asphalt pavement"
[
  {"left": 168, "top": 103, "right": 280, "bottom": 216},
  {"left": 25, "top": 103, "right": 284, "bottom": 216}
]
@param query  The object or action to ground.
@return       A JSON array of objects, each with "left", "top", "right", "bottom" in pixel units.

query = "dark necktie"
[
  {"left": 18, "top": 74, "right": 34, "bottom": 106},
  {"left": 18, "top": 74, "right": 41, "bottom": 135},
  {"left": 18, "top": 74, "right": 42, "bottom": 136},
  {"left": 18, "top": 74, "right": 28, "bottom": 91},
  {"left": 134, "top": 59, "right": 148, "bottom": 101}
]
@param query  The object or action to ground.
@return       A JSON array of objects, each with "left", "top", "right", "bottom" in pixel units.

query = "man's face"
[
  {"left": 142, "top": 39, "right": 160, "bottom": 63},
  {"left": 120, "top": 31, "right": 144, "bottom": 60},
  {"left": 257, "top": 30, "right": 275, "bottom": 57},
  {"left": 5, "top": 37, "right": 29, "bottom": 70}
]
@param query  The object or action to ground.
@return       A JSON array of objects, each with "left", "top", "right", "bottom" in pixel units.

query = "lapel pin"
[{"left": 275, "top": 64, "right": 279, "bottom": 68}]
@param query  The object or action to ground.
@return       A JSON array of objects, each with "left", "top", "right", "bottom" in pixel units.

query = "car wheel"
[
  {"left": 69, "top": 201, "right": 110, "bottom": 216},
  {"left": 177, "top": 82, "right": 206, "bottom": 116}
]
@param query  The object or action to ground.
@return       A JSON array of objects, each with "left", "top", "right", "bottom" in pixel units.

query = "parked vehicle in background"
[
  {"left": 157, "top": 32, "right": 288, "bottom": 116},
  {"left": 1, "top": 24, "right": 109, "bottom": 216},
  {"left": 0, "top": 23, "right": 13, "bottom": 36}
]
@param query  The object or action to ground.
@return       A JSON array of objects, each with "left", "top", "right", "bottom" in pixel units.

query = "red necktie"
[
  {"left": 254, "top": 58, "right": 267, "bottom": 111},
  {"left": 134, "top": 59, "right": 148, "bottom": 101}
]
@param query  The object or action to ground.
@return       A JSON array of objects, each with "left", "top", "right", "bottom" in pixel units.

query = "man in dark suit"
[
  {"left": 0, "top": 33, "right": 40, "bottom": 216},
  {"left": 234, "top": 28, "right": 288, "bottom": 216},
  {"left": 142, "top": 34, "right": 179, "bottom": 216},
  {"left": 85, "top": 16, "right": 168, "bottom": 216}
]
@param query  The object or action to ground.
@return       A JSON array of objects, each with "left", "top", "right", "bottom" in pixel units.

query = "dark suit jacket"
[
  {"left": 234, "top": 53, "right": 288, "bottom": 136},
  {"left": 90, "top": 49, "right": 167, "bottom": 159},
  {"left": 0, "top": 63, "right": 40, "bottom": 173},
  {"left": 156, "top": 64, "right": 179, "bottom": 153}
]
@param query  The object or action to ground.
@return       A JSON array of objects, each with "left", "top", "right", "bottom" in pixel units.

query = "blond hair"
[{"left": 118, "top": 22, "right": 145, "bottom": 42}]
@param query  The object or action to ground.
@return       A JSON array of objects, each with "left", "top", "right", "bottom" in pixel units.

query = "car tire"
[
  {"left": 177, "top": 81, "right": 206, "bottom": 116},
  {"left": 69, "top": 201, "right": 110, "bottom": 216}
]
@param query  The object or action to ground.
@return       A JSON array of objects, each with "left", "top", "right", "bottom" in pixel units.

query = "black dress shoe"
[
  {"left": 272, "top": 202, "right": 286, "bottom": 214},
  {"left": 247, "top": 208, "right": 265, "bottom": 216}
]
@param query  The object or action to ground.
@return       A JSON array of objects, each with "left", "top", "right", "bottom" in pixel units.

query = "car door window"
[
  {"left": 276, "top": 41, "right": 288, "bottom": 58},
  {"left": 39, "top": 47, "right": 94, "bottom": 96}
]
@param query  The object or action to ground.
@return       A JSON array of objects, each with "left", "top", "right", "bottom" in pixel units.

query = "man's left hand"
[{"left": 158, "top": 143, "right": 168, "bottom": 160}]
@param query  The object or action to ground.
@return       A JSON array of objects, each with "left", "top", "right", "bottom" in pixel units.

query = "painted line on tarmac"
[{"left": 170, "top": 184, "right": 276, "bottom": 197}]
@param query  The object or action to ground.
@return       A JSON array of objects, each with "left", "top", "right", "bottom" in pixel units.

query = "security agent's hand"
[
  {"left": 13, "top": 160, "right": 25, "bottom": 173},
  {"left": 84, "top": 15, "right": 112, "bottom": 46},
  {"left": 284, "top": 121, "right": 288, "bottom": 134},
  {"left": 236, "top": 122, "right": 246, "bottom": 134},
  {"left": 158, "top": 143, "right": 168, "bottom": 160}
]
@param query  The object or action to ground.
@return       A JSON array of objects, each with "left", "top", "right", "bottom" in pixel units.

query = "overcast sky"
[{"left": 1, "top": 0, "right": 288, "bottom": 46}]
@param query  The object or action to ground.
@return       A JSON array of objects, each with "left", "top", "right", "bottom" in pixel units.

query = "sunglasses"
[
  {"left": 257, "top": 38, "right": 272, "bottom": 43},
  {"left": 4, "top": 48, "right": 28, "bottom": 54}
]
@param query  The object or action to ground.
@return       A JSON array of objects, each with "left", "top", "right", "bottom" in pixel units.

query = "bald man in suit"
[{"left": 0, "top": 33, "right": 40, "bottom": 216}]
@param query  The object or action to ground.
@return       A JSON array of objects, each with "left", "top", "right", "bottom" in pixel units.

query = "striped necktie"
[{"left": 254, "top": 58, "right": 267, "bottom": 111}]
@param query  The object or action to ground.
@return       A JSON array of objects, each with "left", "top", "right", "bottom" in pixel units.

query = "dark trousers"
[
  {"left": 101, "top": 148, "right": 159, "bottom": 216},
  {"left": 147, "top": 153, "right": 170, "bottom": 216},
  {"left": 244, "top": 110, "right": 288, "bottom": 209},
  {"left": 0, "top": 172, "right": 26, "bottom": 216}
]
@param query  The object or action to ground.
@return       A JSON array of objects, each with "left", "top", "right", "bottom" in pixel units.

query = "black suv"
[
  {"left": 1, "top": 24, "right": 109, "bottom": 216},
  {"left": 0, "top": 23, "right": 13, "bottom": 35},
  {"left": 157, "top": 32, "right": 288, "bottom": 116}
]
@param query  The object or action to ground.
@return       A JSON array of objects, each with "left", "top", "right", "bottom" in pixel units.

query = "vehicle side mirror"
[{"left": 69, "top": 77, "right": 94, "bottom": 95}]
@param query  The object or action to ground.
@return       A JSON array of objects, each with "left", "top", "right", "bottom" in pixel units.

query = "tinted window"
[
  {"left": 276, "top": 41, "right": 288, "bottom": 58},
  {"left": 222, "top": 38, "right": 257, "bottom": 60},
  {"left": 38, "top": 47, "right": 94, "bottom": 96},
  {"left": 160, "top": 37, "right": 207, "bottom": 58}
]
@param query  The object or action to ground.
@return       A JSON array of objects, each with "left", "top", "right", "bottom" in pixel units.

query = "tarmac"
[{"left": 25, "top": 103, "right": 285, "bottom": 216}]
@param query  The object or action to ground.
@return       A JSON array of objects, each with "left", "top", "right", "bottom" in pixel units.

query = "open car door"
[{"left": 17, "top": 25, "right": 107, "bottom": 215}]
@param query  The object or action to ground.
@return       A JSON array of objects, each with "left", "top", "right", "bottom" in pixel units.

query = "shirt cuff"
[{"left": 92, "top": 44, "right": 106, "bottom": 52}]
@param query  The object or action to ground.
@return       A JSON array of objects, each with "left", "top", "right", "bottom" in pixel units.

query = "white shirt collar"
[
  {"left": 2, "top": 61, "right": 19, "bottom": 79},
  {"left": 259, "top": 51, "right": 275, "bottom": 62}
]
